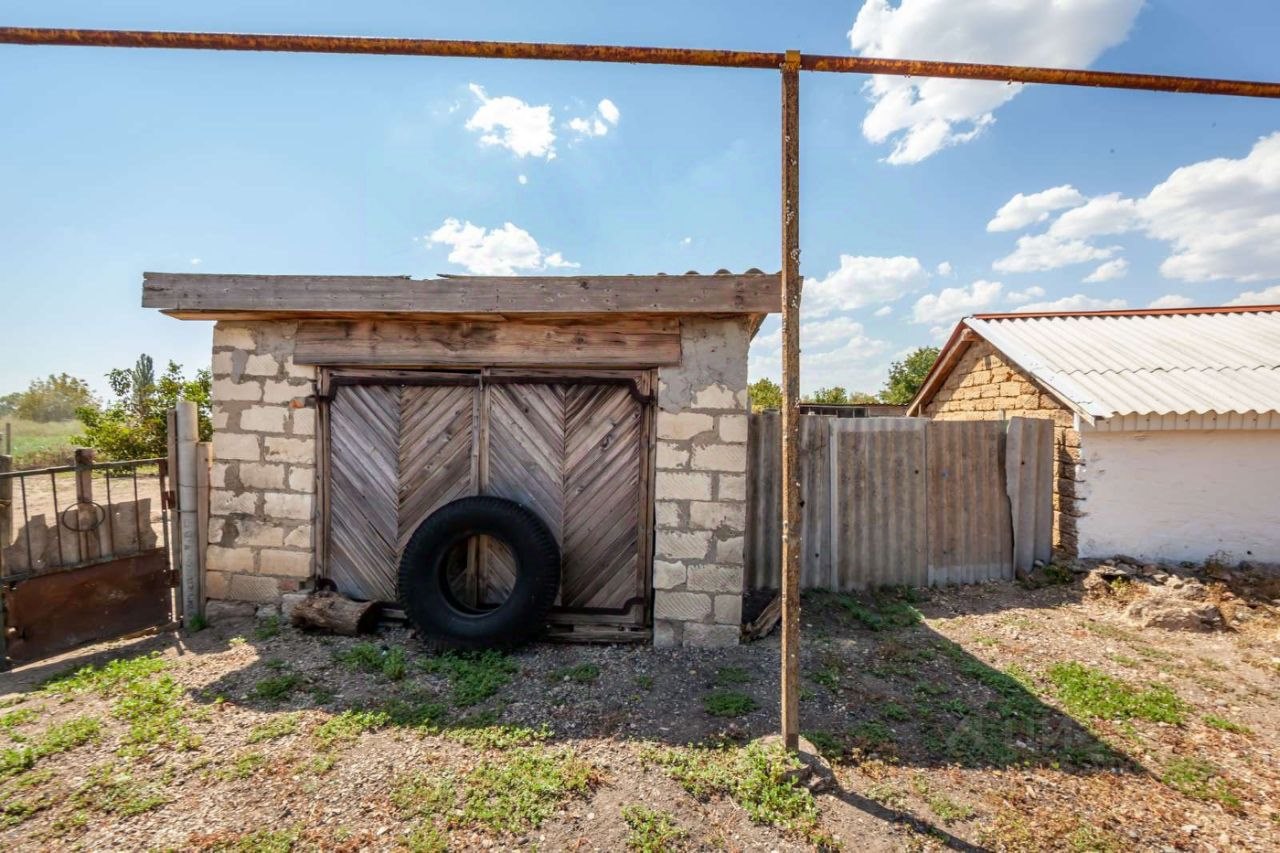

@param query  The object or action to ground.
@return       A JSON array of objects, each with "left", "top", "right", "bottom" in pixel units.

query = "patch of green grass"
[
  {"left": 253, "top": 616, "right": 282, "bottom": 641},
  {"left": 1161, "top": 757, "right": 1241, "bottom": 809},
  {"left": 73, "top": 763, "right": 170, "bottom": 816},
  {"left": 377, "top": 697, "right": 449, "bottom": 731},
  {"left": 112, "top": 677, "right": 199, "bottom": 751},
  {"left": 634, "top": 674, "right": 654, "bottom": 691},
  {"left": 714, "top": 666, "right": 751, "bottom": 687},
  {"left": 881, "top": 702, "right": 910, "bottom": 722},
  {"left": 337, "top": 642, "right": 408, "bottom": 681},
  {"left": 203, "top": 826, "right": 301, "bottom": 852},
  {"left": 851, "top": 719, "right": 893, "bottom": 748},
  {"left": 622, "top": 804, "right": 688, "bottom": 852},
  {"left": 833, "top": 589, "right": 922, "bottom": 632},
  {"left": 247, "top": 713, "right": 303, "bottom": 744},
  {"left": 404, "top": 822, "right": 448, "bottom": 853},
  {"left": 457, "top": 747, "right": 596, "bottom": 835},
  {"left": 4, "top": 418, "right": 79, "bottom": 468},
  {"left": 444, "top": 717, "right": 551, "bottom": 751},
  {"left": 1047, "top": 662, "right": 1187, "bottom": 724},
  {"left": 313, "top": 709, "right": 387, "bottom": 749},
  {"left": 40, "top": 652, "right": 167, "bottom": 697},
  {"left": 703, "top": 690, "right": 756, "bottom": 718},
  {"left": 910, "top": 774, "right": 974, "bottom": 824},
  {"left": 0, "top": 747, "right": 35, "bottom": 779},
  {"left": 1203, "top": 715, "right": 1253, "bottom": 736},
  {"left": 220, "top": 752, "right": 267, "bottom": 780},
  {"left": 252, "top": 674, "right": 302, "bottom": 703},
  {"left": 803, "top": 730, "right": 844, "bottom": 761},
  {"left": 865, "top": 781, "right": 906, "bottom": 809},
  {"left": 187, "top": 614, "right": 209, "bottom": 633},
  {"left": 422, "top": 651, "right": 518, "bottom": 707},
  {"left": 0, "top": 708, "right": 39, "bottom": 733},
  {"left": 644, "top": 742, "right": 818, "bottom": 839},
  {"left": 552, "top": 663, "right": 601, "bottom": 684},
  {"left": 391, "top": 772, "right": 457, "bottom": 819},
  {"left": 36, "top": 716, "right": 101, "bottom": 756}
]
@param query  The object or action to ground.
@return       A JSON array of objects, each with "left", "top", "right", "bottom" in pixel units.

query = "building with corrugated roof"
[{"left": 908, "top": 305, "right": 1280, "bottom": 563}]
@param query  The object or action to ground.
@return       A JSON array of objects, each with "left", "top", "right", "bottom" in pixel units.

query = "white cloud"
[
  {"left": 426, "top": 218, "right": 578, "bottom": 275},
  {"left": 936, "top": 261, "right": 953, "bottom": 276},
  {"left": 1083, "top": 258, "right": 1129, "bottom": 283},
  {"left": 911, "top": 279, "right": 1002, "bottom": 325},
  {"left": 993, "top": 234, "right": 1114, "bottom": 273},
  {"left": 749, "top": 316, "right": 892, "bottom": 393},
  {"left": 189, "top": 258, "right": 202, "bottom": 266},
  {"left": 848, "top": 0, "right": 1142, "bottom": 164},
  {"left": 1047, "top": 193, "right": 1141, "bottom": 240},
  {"left": 1226, "top": 284, "right": 1280, "bottom": 306},
  {"left": 517, "top": 174, "right": 528, "bottom": 185},
  {"left": 1148, "top": 294, "right": 1194, "bottom": 309},
  {"left": 1013, "top": 294, "right": 1127, "bottom": 313},
  {"left": 986, "top": 185, "right": 1085, "bottom": 232},
  {"left": 874, "top": 305, "right": 893, "bottom": 317},
  {"left": 806, "top": 255, "right": 930, "bottom": 315},
  {"left": 465, "top": 84, "right": 556, "bottom": 159},
  {"left": 680, "top": 236, "right": 693, "bottom": 247},
  {"left": 567, "top": 98, "right": 621, "bottom": 138},
  {"left": 1006, "top": 285, "right": 1045, "bottom": 305}
]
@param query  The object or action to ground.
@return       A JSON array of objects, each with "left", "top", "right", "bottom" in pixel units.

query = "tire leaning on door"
[{"left": 397, "top": 495, "right": 561, "bottom": 649}]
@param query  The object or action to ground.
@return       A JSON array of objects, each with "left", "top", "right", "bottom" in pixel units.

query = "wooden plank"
[
  {"left": 294, "top": 319, "right": 682, "bottom": 368},
  {"left": 143, "top": 272, "right": 781, "bottom": 316},
  {"left": 797, "top": 416, "right": 830, "bottom": 589},
  {"left": 926, "top": 420, "right": 1013, "bottom": 585},
  {"left": 1006, "top": 417, "right": 1054, "bottom": 571}
]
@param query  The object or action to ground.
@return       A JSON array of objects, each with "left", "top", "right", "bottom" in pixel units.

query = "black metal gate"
[{"left": 0, "top": 453, "right": 176, "bottom": 669}]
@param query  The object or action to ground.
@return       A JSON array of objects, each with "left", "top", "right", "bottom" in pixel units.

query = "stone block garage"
[
  {"left": 144, "top": 271, "right": 778, "bottom": 647},
  {"left": 910, "top": 305, "right": 1280, "bottom": 564}
]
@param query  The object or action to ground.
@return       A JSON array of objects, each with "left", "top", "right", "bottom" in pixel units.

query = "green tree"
[
  {"left": 12, "top": 373, "right": 95, "bottom": 422},
  {"left": 802, "top": 387, "right": 880, "bottom": 405},
  {"left": 0, "top": 391, "right": 21, "bottom": 417},
  {"left": 76, "top": 356, "right": 212, "bottom": 460},
  {"left": 880, "top": 346, "right": 940, "bottom": 405},
  {"left": 747, "top": 377, "right": 782, "bottom": 411}
]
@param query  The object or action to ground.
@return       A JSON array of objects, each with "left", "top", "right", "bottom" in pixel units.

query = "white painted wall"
[{"left": 1077, "top": 429, "right": 1280, "bottom": 564}]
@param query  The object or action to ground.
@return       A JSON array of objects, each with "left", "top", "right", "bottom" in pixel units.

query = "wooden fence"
[{"left": 746, "top": 415, "right": 1053, "bottom": 590}]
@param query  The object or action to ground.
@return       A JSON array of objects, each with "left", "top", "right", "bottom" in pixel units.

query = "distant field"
[{"left": 2, "top": 418, "right": 81, "bottom": 468}]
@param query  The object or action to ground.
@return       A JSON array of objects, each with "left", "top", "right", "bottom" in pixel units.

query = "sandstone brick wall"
[
  {"left": 651, "top": 318, "right": 752, "bottom": 648},
  {"left": 923, "top": 340, "right": 1082, "bottom": 557},
  {"left": 206, "top": 321, "right": 318, "bottom": 602}
]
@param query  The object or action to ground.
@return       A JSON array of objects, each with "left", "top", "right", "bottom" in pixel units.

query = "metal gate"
[
  {"left": 320, "top": 370, "right": 653, "bottom": 635},
  {"left": 0, "top": 453, "right": 175, "bottom": 668}
]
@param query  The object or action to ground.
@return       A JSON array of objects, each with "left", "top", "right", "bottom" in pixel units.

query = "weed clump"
[
  {"left": 703, "top": 690, "right": 757, "bottom": 718},
  {"left": 1047, "top": 661, "right": 1187, "bottom": 724},
  {"left": 421, "top": 651, "right": 518, "bottom": 707},
  {"left": 622, "top": 804, "right": 688, "bottom": 851}
]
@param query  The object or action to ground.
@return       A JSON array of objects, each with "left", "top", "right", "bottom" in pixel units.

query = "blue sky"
[{"left": 2, "top": 1, "right": 1278, "bottom": 399}]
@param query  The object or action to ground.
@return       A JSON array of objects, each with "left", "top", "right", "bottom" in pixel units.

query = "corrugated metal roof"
[{"left": 963, "top": 307, "right": 1280, "bottom": 421}]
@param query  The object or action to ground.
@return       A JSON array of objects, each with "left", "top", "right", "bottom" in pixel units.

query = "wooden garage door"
[{"left": 324, "top": 376, "right": 650, "bottom": 625}]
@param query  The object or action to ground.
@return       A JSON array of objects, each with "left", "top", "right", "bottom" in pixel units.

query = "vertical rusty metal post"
[
  {"left": 779, "top": 50, "right": 802, "bottom": 753},
  {"left": 0, "top": 454, "right": 11, "bottom": 552}
]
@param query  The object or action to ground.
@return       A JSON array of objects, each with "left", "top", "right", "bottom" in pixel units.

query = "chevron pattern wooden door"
[{"left": 324, "top": 376, "right": 649, "bottom": 624}]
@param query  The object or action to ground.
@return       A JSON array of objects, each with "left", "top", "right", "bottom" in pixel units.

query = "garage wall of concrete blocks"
[
  {"left": 923, "top": 340, "right": 1082, "bottom": 557},
  {"left": 206, "top": 321, "right": 318, "bottom": 603},
  {"left": 651, "top": 318, "right": 752, "bottom": 648}
]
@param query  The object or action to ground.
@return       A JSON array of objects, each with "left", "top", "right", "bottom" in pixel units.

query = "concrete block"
[
  {"left": 656, "top": 410, "right": 714, "bottom": 441},
  {"left": 211, "top": 409, "right": 229, "bottom": 430},
  {"left": 653, "top": 560, "right": 687, "bottom": 590},
  {"left": 690, "top": 443, "right": 747, "bottom": 473},
  {"left": 212, "top": 351, "right": 235, "bottom": 377},
  {"left": 264, "top": 436, "right": 314, "bottom": 464},
  {"left": 214, "top": 323, "right": 256, "bottom": 350},
  {"left": 654, "top": 529, "right": 712, "bottom": 561},
  {"left": 653, "top": 591, "right": 712, "bottom": 622},
  {"left": 227, "top": 574, "right": 282, "bottom": 604},
  {"left": 691, "top": 384, "right": 739, "bottom": 410},
  {"left": 213, "top": 432, "right": 261, "bottom": 462},
  {"left": 232, "top": 518, "right": 284, "bottom": 548},
  {"left": 259, "top": 549, "right": 313, "bottom": 578},
  {"left": 243, "top": 353, "right": 281, "bottom": 377},
  {"left": 683, "top": 623, "right": 740, "bottom": 648},
  {"left": 686, "top": 564, "right": 744, "bottom": 594},
  {"left": 211, "top": 461, "right": 230, "bottom": 489},
  {"left": 212, "top": 377, "right": 262, "bottom": 402},
  {"left": 717, "top": 414, "right": 748, "bottom": 443},
  {"left": 655, "top": 442, "right": 689, "bottom": 469},
  {"left": 205, "top": 570, "right": 230, "bottom": 600},
  {"left": 653, "top": 620, "right": 681, "bottom": 648},
  {"left": 655, "top": 471, "right": 712, "bottom": 501},
  {"left": 205, "top": 599, "right": 255, "bottom": 622},
  {"left": 291, "top": 407, "right": 316, "bottom": 436},
  {"left": 689, "top": 501, "right": 746, "bottom": 531},
  {"left": 715, "top": 536, "right": 745, "bottom": 566},
  {"left": 264, "top": 491, "right": 313, "bottom": 520},
  {"left": 211, "top": 489, "right": 257, "bottom": 515},
  {"left": 714, "top": 594, "right": 743, "bottom": 625},
  {"left": 262, "top": 379, "right": 310, "bottom": 404},
  {"left": 283, "top": 524, "right": 313, "bottom": 549},
  {"left": 288, "top": 466, "right": 315, "bottom": 493},
  {"left": 238, "top": 462, "right": 285, "bottom": 490},
  {"left": 207, "top": 545, "right": 255, "bottom": 574},
  {"left": 240, "top": 405, "right": 287, "bottom": 434},
  {"left": 654, "top": 501, "right": 682, "bottom": 527},
  {"left": 718, "top": 473, "right": 747, "bottom": 501}
]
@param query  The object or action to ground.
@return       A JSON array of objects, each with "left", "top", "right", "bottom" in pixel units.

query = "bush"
[
  {"left": 5, "top": 374, "right": 95, "bottom": 422},
  {"left": 75, "top": 355, "right": 211, "bottom": 460}
]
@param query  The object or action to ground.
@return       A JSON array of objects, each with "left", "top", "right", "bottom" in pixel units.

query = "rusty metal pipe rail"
[
  {"left": 0, "top": 457, "right": 166, "bottom": 480},
  {"left": 2, "top": 27, "right": 1279, "bottom": 99}
]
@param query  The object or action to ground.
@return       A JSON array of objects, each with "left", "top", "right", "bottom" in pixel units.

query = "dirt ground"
[{"left": 1, "top": 574, "right": 1277, "bottom": 851}]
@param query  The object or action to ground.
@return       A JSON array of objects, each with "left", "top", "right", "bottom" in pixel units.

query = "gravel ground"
[{"left": 1, "top": 569, "right": 1277, "bottom": 851}]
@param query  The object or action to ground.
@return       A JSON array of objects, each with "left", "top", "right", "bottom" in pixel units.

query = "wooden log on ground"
[
  {"left": 289, "top": 590, "right": 378, "bottom": 635},
  {"left": 743, "top": 593, "right": 782, "bottom": 641}
]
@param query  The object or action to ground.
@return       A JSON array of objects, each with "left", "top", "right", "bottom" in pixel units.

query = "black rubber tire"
[{"left": 397, "top": 496, "right": 560, "bottom": 650}]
